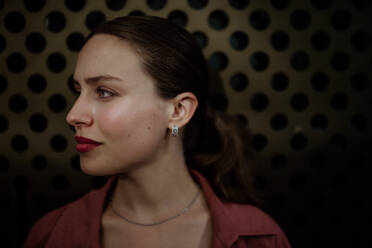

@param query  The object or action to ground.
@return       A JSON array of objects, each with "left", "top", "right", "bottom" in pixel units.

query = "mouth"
[{"left": 75, "top": 136, "right": 102, "bottom": 153}]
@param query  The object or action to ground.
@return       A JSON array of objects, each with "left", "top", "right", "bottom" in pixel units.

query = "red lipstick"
[{"left": 75, "top": 136, "right": 102, "bottom": 153}]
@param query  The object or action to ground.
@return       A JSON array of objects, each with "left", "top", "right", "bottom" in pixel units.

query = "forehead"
[{"left": 74, "top": 34, "right": 143, "bottom": 81}]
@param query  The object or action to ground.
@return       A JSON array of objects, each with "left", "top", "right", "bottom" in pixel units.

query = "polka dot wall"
[{"left": 0, "top": 0, "right": 371, "bottom": 247}]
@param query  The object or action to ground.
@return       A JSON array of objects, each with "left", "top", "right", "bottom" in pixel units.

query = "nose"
[{"left": 66, "top": 96, "right": 93, "bottom": 128}]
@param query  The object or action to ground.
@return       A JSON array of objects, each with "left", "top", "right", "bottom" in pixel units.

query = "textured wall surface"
[{"left": 0, "top": 0, "right": 371, "bottom": 247}]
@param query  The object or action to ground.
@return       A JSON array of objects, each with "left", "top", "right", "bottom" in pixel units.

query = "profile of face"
[{"left": 66, "top": 34, "right": 172, "bottom": 176}]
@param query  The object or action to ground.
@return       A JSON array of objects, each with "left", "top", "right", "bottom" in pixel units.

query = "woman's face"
[{"left": 66, "top": 34, "right": 171, "bottom": 176}]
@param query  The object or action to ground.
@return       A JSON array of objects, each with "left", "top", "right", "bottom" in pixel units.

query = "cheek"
[{"left": 96, "top": 101, "right": 167, "bottom": 142}]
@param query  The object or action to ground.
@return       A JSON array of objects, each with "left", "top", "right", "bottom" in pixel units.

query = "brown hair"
[{"left": 89, "top": 16, "right": 259, "bottom": 205}]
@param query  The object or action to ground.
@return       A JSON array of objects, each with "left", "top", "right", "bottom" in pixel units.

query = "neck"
[{"left": 110, "top": 140, "right": 199, "bottom": 223}]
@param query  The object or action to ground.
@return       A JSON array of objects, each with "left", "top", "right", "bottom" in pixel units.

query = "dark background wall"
[{"left": 1, "top": 0, "right": 371, "bottom": 247}]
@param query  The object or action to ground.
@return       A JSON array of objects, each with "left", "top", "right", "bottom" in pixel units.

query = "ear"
[{"left": 167, "top": 92, "right": 198, "bottom": 130}]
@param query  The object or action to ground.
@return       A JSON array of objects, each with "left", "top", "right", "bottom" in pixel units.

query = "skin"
[{"left": 66, "top": 34, "right": 212, "bottom": 247}]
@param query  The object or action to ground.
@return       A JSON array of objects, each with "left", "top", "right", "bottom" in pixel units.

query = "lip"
[{"left": 75, "top": 136, "right": 102, "bottom": 153}]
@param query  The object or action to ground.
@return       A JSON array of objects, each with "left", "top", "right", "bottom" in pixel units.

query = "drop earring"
[{"left": 171, "top": 125, "right": 178, "bottom": 137}]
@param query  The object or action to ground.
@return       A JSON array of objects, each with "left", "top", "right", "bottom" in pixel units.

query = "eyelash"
[{"left": 73, "top": 86, "right": 115, "bottom": 99}]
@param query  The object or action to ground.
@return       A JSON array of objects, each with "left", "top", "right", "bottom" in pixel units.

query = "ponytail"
[{"left": 185, "top": 106, "right": 261, "bottom": 205}]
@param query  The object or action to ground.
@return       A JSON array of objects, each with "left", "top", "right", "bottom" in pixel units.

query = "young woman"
[{"left": 24, "top": 16, "right": 290, "bottom": 248}]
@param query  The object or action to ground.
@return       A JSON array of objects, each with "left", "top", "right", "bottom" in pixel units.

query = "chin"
[{"left": 79, "top": 159, "right": 114, "bottom": 177}]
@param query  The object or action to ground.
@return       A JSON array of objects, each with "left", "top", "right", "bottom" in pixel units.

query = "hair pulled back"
[{"left": 89, "top": 16, "right": 259, "bottom": 205}]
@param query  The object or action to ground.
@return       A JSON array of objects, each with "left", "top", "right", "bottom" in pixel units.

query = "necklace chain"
[{"left": 109, "top": 188, "right": 201, "bottom": 226}]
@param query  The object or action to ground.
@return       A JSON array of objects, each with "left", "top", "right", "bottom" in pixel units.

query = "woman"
[{"left": 24, "top": 16, "right": 290, "bottom": 248}]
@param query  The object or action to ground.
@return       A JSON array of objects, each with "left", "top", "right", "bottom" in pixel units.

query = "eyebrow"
[{"left": 72, "top": 74, "right": 123, "bottom": 85}]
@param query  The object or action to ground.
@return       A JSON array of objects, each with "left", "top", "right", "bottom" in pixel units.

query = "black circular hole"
[
  {"left": 25, "top": 33, "right": 46, "bottom": 54},
  {"left": 331, "top": 10, "right": 351, "bottom": 31},
  {"left": 290, "top": 174, "right": 307, "bottom": 190},
  {"left": 352, "top": 0, "right": 371, "bottom": 9},
  {"left": 128, "top": 10, "right": 145, "bottom": 16},
  {"left": 311, "top": 0, "right": 332, "bottom": 9},
  {"left": 28, "top": 74, "right": 47, "bottom": 93},
  {"left": 0, "top": 35, "right": 6, "bottom": 53},
  {"left": 52, "top": 175, "right": 68, "bottom": 190},
  {"left": 250, "top": 9, "right": 270, "bottom": 31},
  {"left": 271, "top": 72, "right": 289, "bottom": 91},
  {"left": 271, "top": 113, "right": 288, "bottom": 131},
  {"left": 331, "top": 51, "right": 349, "bottom": 71},
  {"left": 147, "top": 0, "right": 167, "bottom": 10},
  {"left": 291, "top": 93, "right": 309, "bottom": 111},
  {"left": 106, "top": 0, "right": 127, "bottom": 10},
  {"left": 71, "top": 155, "right": 81, "bottom": 171},
  {"left": 250, "top": 51, "right": 269, "bottom": 71},
  {"left": 270, "top": 0, "right": 290, "bottom": 9},
  {"left": 50, "top": 135, "right": 68, "bottom": 152},
  {"left": 252, "top": 133, "right": 268, "bottom": 151},
  {"left": 24, "top": 0, "right": 46, "bottom": 12},
  {"left": 0, "top": 155, "right": 9, "bottom": 171},
  {"left": 251, "top": 92, "right": 269, "bottom": 112},
  {"left": 229, "top": 0, "right": 249, "bottom": 9},
  {"left": 9, "top": 94, "right": 28, "bottom": 113},
  {"left": 47, "top": 53, "right": 66, "bottom": 73},
  {"left": 0, "top": 115, "right": 8, "bottom": 133},
  {"left": 209, "top": 93, "right": 228, "bottom": 111},
  {"left": 192, "top": 31, "right": 208, "bottom": 49},
  {"left": 188, "top": 0, "right": 208, "bottom": 9},
  {"left": 230, "top": 31, "right": 248, "bottom": 50},
  {"left": 290, "top": 9, "right": 311, "bottom": 30},
  {"left": 66, "top": 32, "right": 85, "bottom": 52},
  {"left": 168, "top": 10, "right": 188, "bottom": 28},
  {"left": 230, "top": 73, "right": 248, "bottom": 92},
  {"left": 29, "top": 113, "right": 48, "bottom": 132},
  {"left": 7, "top": 53, "right": 26, "bottom": 73},
  {"left": 48, "top": 94, "right": 67, "bottom": 113},
  {"left": 271, "top": 31, "right": 290, "bottom": 51},
  {"left": 271, "top": 154, "right": 287, "bottom": 169},
  {"left": 208, "top": 52, "right": 228, "bottom": 72},
  {"left": 330, "top": 133, "right": 347, "bottom": 152},
  {"left": 45, "top": 11, "right": 66, "bottom": 33},
  {"left": 0, "top": 75, "right": 8, "bottom": 93},
  {"left": 351, "top": 113, "right": 368, "bottom": 130},
  {"left": 351, "top": 73, "right": 369, "bottom": 91},
  {"left": 31, "top": 155, "right": 47, "bottom": 171},
  {"left": 291, "top": 51, "right": 310, "bottom": 71},
  {"left": 311, "top": 31, "right": 330, "bottom": 50},
  {"left": 208, "top": 10, "right": 229, "bottom": 30},
  {"left": 311, "top": 72, "right": 329, "bottom": 91},
  {"left": 290, "top": 133, "right": 308, "bottom": 151},
  {"left": 85, "top": 11, "right": 106, "bottom": 31},
  {"left": 351, "top": 31, "right": 370, "bottom": 51},
  {"left": 11, "top": 135, "right": 29, "bottom": 153},
  {"left": 311, "top": 113, "right": 328, "bottom": 130},
  {"left": 65, "top": 0, "right": 85, "bottom": 11},
  {"left": 331, "top": 93, "right": 348, "bottom": 111},
  {"left": 4, "top": 11, "right": 26, "bottom": 33}
]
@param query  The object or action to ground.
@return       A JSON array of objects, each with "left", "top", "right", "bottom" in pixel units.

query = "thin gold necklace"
[{"left": 109, "top": 188, "right": 201, "bottom": 226}]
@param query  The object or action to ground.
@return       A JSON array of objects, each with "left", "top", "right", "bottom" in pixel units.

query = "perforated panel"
[{"left": 0, "top": 0, "right": 371, "bottom": 247}]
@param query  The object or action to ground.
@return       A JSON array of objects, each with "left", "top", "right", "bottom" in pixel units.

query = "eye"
[{"left": 97, "top": 88, "right": 114, "bottom": 98}]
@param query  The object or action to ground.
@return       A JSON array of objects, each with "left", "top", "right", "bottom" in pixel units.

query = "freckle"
[{"left": 147, "top": 126, "right": 151, "bottom": 130}]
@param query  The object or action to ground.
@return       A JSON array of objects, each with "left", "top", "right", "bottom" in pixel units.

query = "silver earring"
[{"left": 171, "top": 125, "right": 178, "bottom": 137}]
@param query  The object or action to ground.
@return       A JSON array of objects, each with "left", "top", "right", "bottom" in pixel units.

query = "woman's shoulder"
[
  {"left": 24, "top": 177, "right": 115, "bottom": 247},
  {"left": 224, "top": 202, "right": 284, "bottom": 234}
]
